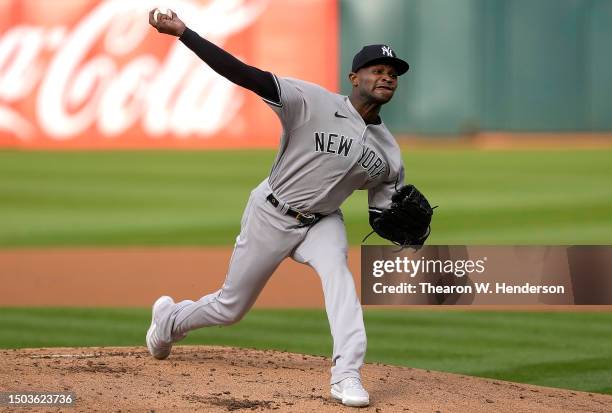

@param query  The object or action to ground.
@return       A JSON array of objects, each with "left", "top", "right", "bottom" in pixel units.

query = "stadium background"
[{"left": 1, "top": 0, "right": 611, "bottom": 396}]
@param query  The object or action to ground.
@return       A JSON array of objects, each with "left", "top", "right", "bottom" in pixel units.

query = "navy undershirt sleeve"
[{"left": 179, "top": 27, "right": 280, "bottom": 105}]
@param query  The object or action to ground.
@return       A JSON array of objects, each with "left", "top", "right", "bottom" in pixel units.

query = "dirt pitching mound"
[{"left": 1, "top": 346, "right": 610, "bottom": 412}]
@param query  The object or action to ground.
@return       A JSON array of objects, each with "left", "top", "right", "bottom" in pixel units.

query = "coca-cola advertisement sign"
[{"left": 0, "top": 0, "right": 338, "bottom": 148}]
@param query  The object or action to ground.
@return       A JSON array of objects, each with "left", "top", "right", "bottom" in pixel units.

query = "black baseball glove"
[{"left": 368, "top": 184, "right": 434, "bottom": 248}]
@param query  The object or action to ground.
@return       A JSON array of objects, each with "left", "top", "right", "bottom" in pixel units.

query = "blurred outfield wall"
[
  {"left": 1, "top": 0, "right": 611, "bottom": 149},
  {"left": 341, "top": 0, "right": 612, "bottom": 135}
]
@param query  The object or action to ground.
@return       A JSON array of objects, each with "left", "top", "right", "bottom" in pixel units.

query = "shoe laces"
[{"left": 343, "top": 377, "right": 364, "bottom": 390}]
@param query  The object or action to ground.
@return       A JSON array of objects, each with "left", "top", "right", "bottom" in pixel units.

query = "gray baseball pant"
[{"left": 163, "top": 179, "right": 366, "bottom": 384}]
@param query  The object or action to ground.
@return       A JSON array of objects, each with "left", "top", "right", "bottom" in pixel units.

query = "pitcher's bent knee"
[
  {"left": 213, "top": 297, "right": 252, "bottom": 326},
  {"left": 217, "top": 309, "right": 247, "bottom": 326}
]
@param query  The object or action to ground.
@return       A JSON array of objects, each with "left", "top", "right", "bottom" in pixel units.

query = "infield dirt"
[
  {"left": 1, "top": 346, "right": 610, "bottom": 412},
  {"left": 2, "top": 248, "right": 611, "bottom": 311}
]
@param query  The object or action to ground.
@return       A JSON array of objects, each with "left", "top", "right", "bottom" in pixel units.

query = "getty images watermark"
[{"left": 361, "top": 246, "right": 612, "bottom": 305}]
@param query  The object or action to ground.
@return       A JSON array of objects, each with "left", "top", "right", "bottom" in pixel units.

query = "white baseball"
[{"left": 153, "top": 7, "right": 172, "bottom": 23}]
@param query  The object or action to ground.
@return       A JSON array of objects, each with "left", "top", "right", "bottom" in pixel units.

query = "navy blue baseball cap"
[{"left": 352, "top": 44, "right": 409, "bottom": 75}]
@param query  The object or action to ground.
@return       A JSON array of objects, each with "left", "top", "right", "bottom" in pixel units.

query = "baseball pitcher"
[{"left": 147, "top": 9, "right": 433, "bottom": 408}]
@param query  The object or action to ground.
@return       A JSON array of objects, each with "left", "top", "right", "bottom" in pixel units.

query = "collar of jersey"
[{"left": 343, "top": 96, "right": 383, "bottom": 126}]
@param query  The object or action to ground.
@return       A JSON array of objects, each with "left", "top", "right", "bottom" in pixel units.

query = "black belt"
[{"left": 266, "top": 194, "right": 323, "bottom": 227}]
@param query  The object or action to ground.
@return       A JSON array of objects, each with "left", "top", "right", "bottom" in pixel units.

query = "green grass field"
[
  {"left": 1, "top": 149, "right": 611, "bottom": 395},
  {"left": 1, "top": 148, "right": 611, "bottom": 246},
  {"left": 1, "top": 308, "right": 611, "bottom": 395}
]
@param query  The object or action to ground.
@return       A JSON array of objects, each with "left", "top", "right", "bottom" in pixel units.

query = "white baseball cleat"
[
  {"left": 331, "top": 377, "right": 370, "bottom": 407},
  {"left": 146, "top": 296, "right": 175, "bottom": 360}
]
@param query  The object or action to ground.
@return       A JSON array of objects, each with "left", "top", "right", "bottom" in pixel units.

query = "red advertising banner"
[{"left": 0, "top": 0, "right": 338, "bottom": 149}]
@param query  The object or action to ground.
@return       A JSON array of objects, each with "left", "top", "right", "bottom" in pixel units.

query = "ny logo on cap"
[{"left": 381, "top": 45, "right": 394, "bottom": 57}]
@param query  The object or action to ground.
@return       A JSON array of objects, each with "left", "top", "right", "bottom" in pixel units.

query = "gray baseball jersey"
[
  {"left": 266, "top": 76, "right": 405, "bottom": 215},
  {"left": 155, "top": 74, "right": 405, "bottom": 386}
]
